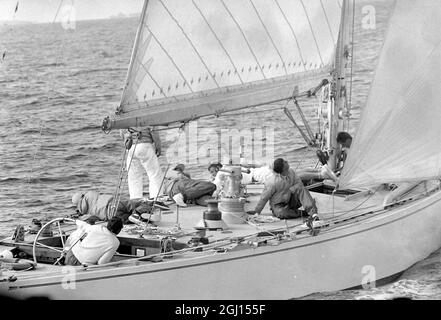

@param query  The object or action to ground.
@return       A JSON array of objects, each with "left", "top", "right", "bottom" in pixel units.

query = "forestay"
[
  {"left": 104, "top": 0, "right": 342, "bottom": 129},
  {"left": 339, "top": 0, "right": 441, "bottom": 189}
]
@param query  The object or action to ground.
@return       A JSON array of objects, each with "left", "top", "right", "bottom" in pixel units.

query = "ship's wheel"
[{"left": 32, "top": 217, "right": 76, "bottom": 265}]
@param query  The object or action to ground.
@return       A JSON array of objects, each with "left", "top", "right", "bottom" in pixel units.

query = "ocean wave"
[
  {"left": 63, "top": 124, "right": 101, "bottom": 134},
  {"left": 0, "top": 173, "right": 89, "bottom": 184},
  {"left": 70, "top": 67, "right": 126, "bottom": 77},
  {"left": 20, "top": 199, "right": 46, "bottom": 206},
  {"left": 20, "top": 129, "right": 45, "bottom": 134},
  {"left": 78, "top": 142, "right": 120, "bottom": 151},
  {"left": 50, "top": 99, "right": 77, "bottom": 107},
  {"left": 353, "top": 279, "right": 441, "bottom": 300},
  {"left": 21, "top": 99, "right": 42, "bottom": 107},
  {"left": 64, "top": 154, "right": 86, "bottom": 161},
  {"left": 0, "top": 177, "right": 21, "bottom": 182},
  {"left": 97, "top": 50, "right": 113, "bottom": 58},
  {"left": 36, "top": 62, "right": 66, "bottom": 68},
  {"left": 9, "top": 91, "right": 44, "bottom": 99}
]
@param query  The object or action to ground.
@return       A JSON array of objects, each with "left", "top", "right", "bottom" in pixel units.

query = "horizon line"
[{"left": 0, "top": 13, "right": 141, "bottom": 25}]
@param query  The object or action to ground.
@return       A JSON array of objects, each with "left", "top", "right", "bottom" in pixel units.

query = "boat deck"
[{"left": 2, "top": 180, "right": 434, "bottom": 279}]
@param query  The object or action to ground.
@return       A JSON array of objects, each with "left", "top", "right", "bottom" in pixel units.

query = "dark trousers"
[
  {"left": 272, "top": 184, "right": 317, "bottom": 219},
  {"left": 170, "top": 180, "right": 216, "bottom": 206}
]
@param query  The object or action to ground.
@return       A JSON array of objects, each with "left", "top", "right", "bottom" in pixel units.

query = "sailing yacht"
[{"left": 1, "top": 0, "right": 441, "bottom": 299}]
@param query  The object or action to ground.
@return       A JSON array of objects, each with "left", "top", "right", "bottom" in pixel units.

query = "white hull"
[{"left": 2, "top": 187, "right": 441, "bottom": 300}]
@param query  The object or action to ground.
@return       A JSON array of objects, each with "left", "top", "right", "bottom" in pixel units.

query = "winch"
[
  {"left": 195, "top": 200, "right": 228, "bottom": 230},
  {"left": 217, "top": 165, "right": 248, "bottom": 224}
]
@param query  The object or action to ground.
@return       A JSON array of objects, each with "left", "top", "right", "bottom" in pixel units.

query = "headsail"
[
  {"left": 103, "top": 0, "right": 343, "bottom": 130},
  {"left": 339, "top": 0, "right": 441, "bottom": 188}
]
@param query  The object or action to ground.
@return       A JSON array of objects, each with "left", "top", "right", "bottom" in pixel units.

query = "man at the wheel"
[{"left": 63, "top": 217, "right": 122, "bottom": 266}]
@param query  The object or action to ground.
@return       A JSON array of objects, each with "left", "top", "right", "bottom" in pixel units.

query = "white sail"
[
  {"left": 104, "top": 0, "right": 342, "bottom": 129},
  {"left": 339, "top": 0, "right": 441, "bottom": 189}
]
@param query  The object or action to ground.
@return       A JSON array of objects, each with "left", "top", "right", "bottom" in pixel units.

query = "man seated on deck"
[
  {"left": 164, "top": 168, "right": 217, "bottom": 207},
  {"left": 64, "top": 217, "right": 123, "bottom": 266},
  {"left": 247, "top": 158, "right": 319, "bottom": 222},
  {"left": 71, "top": 191, "right": 168, "bottom": 224}
]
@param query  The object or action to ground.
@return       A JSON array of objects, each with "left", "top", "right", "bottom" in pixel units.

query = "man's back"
[
  {"left": 71, "top": 223, "right": 119, "bottom": 265},
  {"left": 255, "top": 169, "right": 303, "bottom": 213}
]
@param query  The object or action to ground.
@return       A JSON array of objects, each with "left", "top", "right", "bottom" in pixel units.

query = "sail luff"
[{"left": 118, "top": 0, "right": 150, "bottom": 113}]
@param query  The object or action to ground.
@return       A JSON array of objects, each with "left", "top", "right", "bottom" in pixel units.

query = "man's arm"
[{"left": 254, "top": 183, "right": 276, "bottom": 214}]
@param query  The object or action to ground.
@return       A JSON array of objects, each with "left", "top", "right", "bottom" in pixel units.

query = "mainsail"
[
  {"left": 339, "top": 0, "right": 441, "bottom": 188},
  {"left": 103, "top": 0, "right": 343, "bottom": 129}
]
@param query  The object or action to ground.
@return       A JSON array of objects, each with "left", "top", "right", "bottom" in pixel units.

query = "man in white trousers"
[{"left": 122, "top": 127, "right": 164, "bottom": 200}]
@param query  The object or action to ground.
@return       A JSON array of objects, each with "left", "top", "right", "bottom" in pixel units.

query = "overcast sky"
[{"left": 0, "top": 0, "right": 144, "bottom": 22}]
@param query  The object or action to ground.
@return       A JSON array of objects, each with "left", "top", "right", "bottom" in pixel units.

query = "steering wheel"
[{"left": 32, "top": 217, "right": 76, "bottom": 265}]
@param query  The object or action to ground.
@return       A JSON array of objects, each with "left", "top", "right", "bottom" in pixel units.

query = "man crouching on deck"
[{"left": 247, "top": 158, "right": 319, "bottom": 222}]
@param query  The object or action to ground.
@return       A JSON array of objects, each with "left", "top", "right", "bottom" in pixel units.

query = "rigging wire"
[
  {"left": 249, "top": 0, "right": 288, "bottom": 75},
  {"left": 299, "top": 0, "right": 324, "bottom": 66},
  {"left": 320, "top": 0, "right": 336, "bottom": 44},
  {"left": 52, "top": 0, "right": 65, "bottom": 23},
  {"left": 109, "top": 137, "right": 138, "bottom": 219},
  {"left": 347, "top": 0, "right": 356, "bottom": 131},
  {"left": 274, "top": 0, "right": 307, "bottom": 72},
  {"left": 191, "top": 0, "right": 244, "bottom": 85},
  {"left": 145, "top": 25, "right": 194, "bottom": 94},
  {"left": 220, "top": 0, "right": 266, "bottom": 79},
  {"left": 158, "top": 0, "right": 220, "bottom": 88}
]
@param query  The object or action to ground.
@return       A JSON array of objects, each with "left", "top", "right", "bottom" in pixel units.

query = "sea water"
[{"left": 1, "top": 0, "right": 440, "bottom": 299}]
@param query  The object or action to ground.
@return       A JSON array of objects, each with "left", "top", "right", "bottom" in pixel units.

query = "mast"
[{"left": 328, "top": 0, "right": 351, "bottom": 171}]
